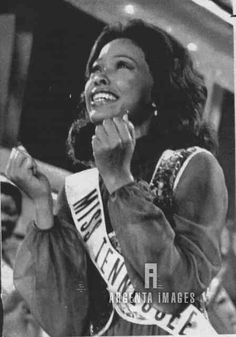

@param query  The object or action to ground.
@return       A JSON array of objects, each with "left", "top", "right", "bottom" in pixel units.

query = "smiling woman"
[{"left": 6, "top": 19, "right": 228, "bottom": 336}]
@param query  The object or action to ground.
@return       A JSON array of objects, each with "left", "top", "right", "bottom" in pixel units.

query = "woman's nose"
[{"left": 93, "top": 70, "right": 110, "bottom": 86}]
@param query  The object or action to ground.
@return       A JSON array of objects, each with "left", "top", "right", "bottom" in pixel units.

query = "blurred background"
[{"left": 0, "top": 0, "right": 235, "bottom": 335}]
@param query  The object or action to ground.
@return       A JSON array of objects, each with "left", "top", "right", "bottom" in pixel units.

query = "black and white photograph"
[{"left": 0, "top": 1, "right": 235, "bottom": 336}]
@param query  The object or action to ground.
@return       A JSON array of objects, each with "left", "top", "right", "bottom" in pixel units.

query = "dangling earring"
[{"left": 152, "top": 101, "right": 158, "bottom": 117}]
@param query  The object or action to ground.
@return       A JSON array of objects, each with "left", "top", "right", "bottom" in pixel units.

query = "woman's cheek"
[
  {"left": 84, "top": 94, "right": 91, "bottom": 114},
  {"left": 116, "top": 74, "right": 135, "bottom": 91},
  {"left": 84, "top": 81, "right": 91, "bottom": 106}
]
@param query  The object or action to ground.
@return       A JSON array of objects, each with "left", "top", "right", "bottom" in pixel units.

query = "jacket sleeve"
[
  {"left": 107, "top": 151, "right": 228, "bottom": 314},
  {"left": 13, "top": 186, "right": 89, "bottom": 337}
]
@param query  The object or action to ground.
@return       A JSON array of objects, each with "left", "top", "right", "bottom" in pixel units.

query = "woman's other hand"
[
  {"left": 5, "top": 147, "right": 54, "bottom": 230},
  {"left": 92, "top": 114, "right": 135, "bottom": 194}
]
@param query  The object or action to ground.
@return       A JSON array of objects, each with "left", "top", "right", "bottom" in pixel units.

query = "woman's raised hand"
[
  {"left": 6, "top": 147, "right": 51, "bottom": 201},
  {"left": 92, "top": 114, "right": 136, "bottom": 194},
  {"left": 5, "top": 146, "right": 54, "bottom": 229}
]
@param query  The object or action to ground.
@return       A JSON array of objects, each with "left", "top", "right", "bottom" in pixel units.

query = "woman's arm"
[
  {"left": 14, "top": 187, "right": 90, "bottom": 337},
  {"left": 107, "top": 151, "right": 228, "bottom": 314},
  {"left": 6, "top": 147, "right": 89, "bottom": 335}
]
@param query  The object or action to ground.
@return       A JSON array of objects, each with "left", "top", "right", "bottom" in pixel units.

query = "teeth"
[{"left": 92, "top": 92, "right": 117, "bottom": 103}]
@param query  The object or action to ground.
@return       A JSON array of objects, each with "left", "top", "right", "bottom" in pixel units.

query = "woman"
[{"left": 6, "top": 20, "right": 228, "bottom": 336}]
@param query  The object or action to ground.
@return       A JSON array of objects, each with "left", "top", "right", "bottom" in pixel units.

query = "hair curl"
[{"left": 67, "top": 19, "right": 217, "bottom": 165}]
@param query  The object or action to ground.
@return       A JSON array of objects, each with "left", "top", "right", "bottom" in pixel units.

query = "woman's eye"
[
  {"left": 90, "top": 64, "right": 102, "bottom": 74},
  {"left": 117, "top": 61, "right": 132, "bottom": 70}
]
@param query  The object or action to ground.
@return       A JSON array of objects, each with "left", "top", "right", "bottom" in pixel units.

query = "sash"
[{"left": 65, "top": 149, "right": 218, "bottom": 336}]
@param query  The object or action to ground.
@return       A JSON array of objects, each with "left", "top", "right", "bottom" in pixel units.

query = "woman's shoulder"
[
  {"left": 168, "top": 146, "right": 222, "bottom": 190},
  {"left": 152, "top": 146, "right": 219, "bottom": 191},
  {"left": 150, "top": 146, "right": 225, "bottom": 211},
  {"left": 171, "top": 146, "right": 224, "bottom": 189},
  {"left": 172, "top": 146, "right": 228, "bottom": 219},
  {"left": 160, "top": 145, "right": 214, "bottom": 165}
]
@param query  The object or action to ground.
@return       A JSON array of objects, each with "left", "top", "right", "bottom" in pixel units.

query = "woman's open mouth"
[{"left": 91, "top": 91, "right": 118, "bottom": 106}]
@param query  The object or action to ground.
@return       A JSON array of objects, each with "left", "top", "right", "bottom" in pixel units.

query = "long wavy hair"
[{"left": 67, "top": 19, "right": 217, "bottom": 166}]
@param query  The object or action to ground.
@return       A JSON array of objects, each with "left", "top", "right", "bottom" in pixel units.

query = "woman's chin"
[{"left": 89, "top": 108, "right": 117, "bottom": 124}]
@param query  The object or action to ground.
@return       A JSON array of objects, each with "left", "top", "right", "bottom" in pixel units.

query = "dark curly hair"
[{"left": 67, "top": 19, "right": 217, "bottom": 166}]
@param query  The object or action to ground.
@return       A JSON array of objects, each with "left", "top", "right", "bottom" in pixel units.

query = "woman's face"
[{"left": 85, "top": 38, "right": 154, "bottom": 125}]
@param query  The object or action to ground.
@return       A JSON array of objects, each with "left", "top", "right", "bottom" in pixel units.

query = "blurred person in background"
[
  {"left": 205, "top": 225, "right": 236, "bottom": 333},
  {"left": 6, "top": 20, "right": 228, "bottom": 336},
  {"left": 1, "top": 174, "right": 46, "bottom": 337},
  {"left": 1, "top": 173, "right": 23, "bottom": 271}
]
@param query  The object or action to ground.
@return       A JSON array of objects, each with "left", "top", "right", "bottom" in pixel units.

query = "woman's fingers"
[
  {"left": 13, "top": 147, "right": 31, "bottom": 169},
  {"left": 126, "top": 120, "right": 136, "bottom": 142},
  {"left": 17, "top": 146, "right": 37, "bottom": 174},
  {"left": 113, "top": 116, "right": 131, "bottom": 143},
  {"left": 92, "top": 114, "right": 135, "bottom": 155},
  {"left": 113, "top": 114, "right": 135, "bottom": 146},
  {"left": 4, "top": 146, "right": 52, "bottom": 204},
  {"left": 5, "top": 147, "right": 37, "bottom": 182},
  {"left": 123, "top": 114, "right": 135, "bottom": 141},
  {"left": 102, "top": 119, "right": 121, "bottom": 146},
  {"left": 6, "top": 148, "right": 20, "bottom": 178},
  {"left": 94, "top": 120, "right": 121, "bottom": 151},
  {"left": 95, "top": 124, "right": 107, "bottom": 142},
  {"left": 24, "top": 155, "right": 37, "bottom": 173}
]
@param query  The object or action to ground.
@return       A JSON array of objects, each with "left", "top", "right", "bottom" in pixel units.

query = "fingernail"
[
  {"left": 10, "top": 148, "right": 16, "bottom": 159},
  {"left": 123, "top": 114, "right": 128, "bottom": 121}
]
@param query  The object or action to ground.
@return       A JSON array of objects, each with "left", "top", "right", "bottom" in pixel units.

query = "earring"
[{"left": 152, "top": 102, "right": 158, "bottom": 117}]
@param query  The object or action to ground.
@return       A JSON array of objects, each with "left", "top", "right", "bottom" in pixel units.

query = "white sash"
[{"left": 65, "top": 167, "right": 218, "bottom": 336}]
